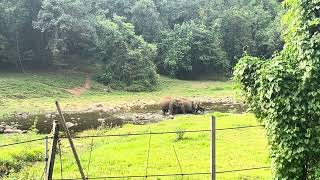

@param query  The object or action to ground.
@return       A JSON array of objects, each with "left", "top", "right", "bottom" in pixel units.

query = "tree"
[
  {"left": 131, "top": 0, "right": 162, "bottom": 42},
  {"left": 218, "top": 3, "right": 281, "bottom": 66},
  {"left": 96, "top": 16, "right": 158, "bottom": 91},
  {"left": 203, "top": 0, "right": 282, "bottom": 67},
  {"left": 234, "top": 0, "right": 320, "bottom": 178},
  {"left": 158, "top": 21, "right": 228, "bottom": 78},
  {"left": 154, "top": 0, "right": 207, "bottom": 28},
  {"left": 0, "top": 0, "right": 284, "bottom": 82},
  {"left": 33, "top": 0, "right": 97, "bottom": 64},
  {"left": 0, "top": 0, "right": 51, "bottom": 69},
  {"left": 219, "top": 8, "right": 254, "bottom": 66}
]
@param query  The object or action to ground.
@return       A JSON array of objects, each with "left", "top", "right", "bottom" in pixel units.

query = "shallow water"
[
  {"left": 0, "top": 111, "right": 123, "bottom": 134},
  {"left": 0, "top": 101, "right": 246, "bottom": 134}
]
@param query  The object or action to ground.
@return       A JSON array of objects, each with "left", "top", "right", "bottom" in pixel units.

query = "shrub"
[
  {"left": 234, "top": 0, "right": 320, "bottom": 179},
  {"left": 175, "top": 128, "right": 186, "bottom": 141},
  {"left": 0, "top": 159, "right": 21, "bottom": 177}
]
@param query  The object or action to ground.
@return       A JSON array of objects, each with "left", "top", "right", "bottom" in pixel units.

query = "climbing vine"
[{"left": 234, "top": 0, "right": 320, "bottom": 179}]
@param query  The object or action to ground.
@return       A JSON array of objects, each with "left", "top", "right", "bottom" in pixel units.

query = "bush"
[
  {"left": 11, "top": 149, "right": 43, "bottom": 163},
  {"left": 0, "top": 159, "right": 21, "bottom": 177},
  {"left": 0, "top": 147, "right": 43, "bottom": 177},
  {"left": 234, "top": 0, "right": 320, "bottom": 179},
  {"left": 175, "top": 128, "right": 186, "bottom": 141}
]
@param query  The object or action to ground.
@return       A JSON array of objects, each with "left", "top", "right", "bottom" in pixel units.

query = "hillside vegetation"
[{"left": 0, "top": 0, "right": 282, "bottom": 90}]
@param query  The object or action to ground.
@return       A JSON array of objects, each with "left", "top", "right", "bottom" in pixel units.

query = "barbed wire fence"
[
  {"left": 0, "top": 122, "right": 269, "bottom": 179},
  {"left": 0, "top": 102, "right": 270, "bottom": 180}
]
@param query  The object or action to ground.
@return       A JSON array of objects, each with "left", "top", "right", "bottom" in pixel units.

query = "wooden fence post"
[
  {"left": 55, "top": 101, "right": 86, "bottom": 180},
  {"left": 211, "top": 115, "right": 216, "bottom": 180},
  {"left": 46, "top": 121, "right": 59, "bottom": 180}
]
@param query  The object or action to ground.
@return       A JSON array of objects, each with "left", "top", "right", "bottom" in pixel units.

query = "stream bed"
[{"left": 0, "top": 101, "right": 246, "bottom": 134}]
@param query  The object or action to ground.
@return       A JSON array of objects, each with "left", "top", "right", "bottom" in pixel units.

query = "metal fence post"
[{"left": 211, "top": 115, "right": 216, "bottom": 180}]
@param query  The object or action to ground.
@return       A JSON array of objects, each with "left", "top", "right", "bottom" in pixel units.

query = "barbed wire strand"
[
  {"left": 53, "top": 172, "right": 211, "bottom": 180},
  {"left": 0, "top": 137, "right": 51, "bottom": 148},
  {"left": 64, "top": 130, "right": 210, "bottom": 139},
  {"left": 216, "top": 166, "right": 270, "bottom": 174},
  {"left": 216, "top": 125, "right": 264, "bottom": 131},
  {"left": 0, "top": 125, "right": 264, "bottom": 148},
  {"left": 60, "top": 125, "right": 264, "bottom": 139},
  {"left": 53, "top": 166, "right": 270, "bottom": 180},
  {"left": 173, "top": 145, "right": 183, "bottom": 177}
]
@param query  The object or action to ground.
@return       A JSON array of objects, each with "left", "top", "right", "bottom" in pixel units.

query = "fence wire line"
[
  {"left": 52, "top": 172, "right": 212, "bottom": 180},
  {"left": 173, "top": 145, "right": 183, "bottom": 175},
  {"left": 52, "top": 166, "right": 271, "bottom": 180},
  {"left": 63, "top": 130, "right": 211, "bottom": 139},
  {"left": 216, "top": 166, "right": 270, "bottom": 174},
  {"left": 59, "top": 125, "right": 264, "bottom": 139},
  {"left": 0, "top": 125, "right": 264, "bottom": 148},
  {"left": 216, "top": 125, "right": 264, "bottom": 131},
  {"left": 0, "top": 137, "right": 51, "bottom": 148}
]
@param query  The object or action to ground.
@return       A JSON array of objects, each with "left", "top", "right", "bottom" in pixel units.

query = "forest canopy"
[{"left": 0, "top": 0, "right": 283, "bottom": 91}]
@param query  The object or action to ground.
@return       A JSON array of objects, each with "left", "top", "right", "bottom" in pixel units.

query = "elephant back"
[{"left": 160, "top": 96, "right": 173, "bottom": 108}]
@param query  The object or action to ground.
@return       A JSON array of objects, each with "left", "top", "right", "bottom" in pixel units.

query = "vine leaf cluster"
[{"left": 234, "top": 0, "right": 320, "bottom": 179}]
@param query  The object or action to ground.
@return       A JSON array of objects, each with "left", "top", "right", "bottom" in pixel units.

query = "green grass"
[
  {"left": 0, "top": 72, "right": 236, "bottom": 117},
  {"left": 0, "top": 132, "right": 44, "bottom": 177},
  {"left": 0, "top": 72, "right": 86, "bottom": 99},
  {"left": 1, "top": 113, "right": 270, "bottom": 180}
]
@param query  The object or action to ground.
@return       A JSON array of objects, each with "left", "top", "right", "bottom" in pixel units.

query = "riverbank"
[{"left": 0, "top": 72, "right": 237, "bottom": 117}]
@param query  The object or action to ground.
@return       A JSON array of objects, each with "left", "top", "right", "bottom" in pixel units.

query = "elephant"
[
  {"left": 160, "top": 97, "right": 205, "bottom": 115},
  {"left": 178, "top": 98, "right": 205, "bottom": 114},
  {"left": 168, "top": 99, "right": 182, "bottom": 115},
  {"left": 160, "top": 97, "right": 182, "bottom": 115},
  {"left": 160, "top": 97, "right": 174, "bottom": 115}
]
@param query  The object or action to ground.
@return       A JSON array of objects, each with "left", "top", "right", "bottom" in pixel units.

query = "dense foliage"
[
  {"left": 33, "top": 0, "right": 98, "bottom": 63},
  {"left": 234, "top": 0, "right": 320, "bottom": 179},
  {"left": 0, "top": 0, "right": 283, "bottom": 89},
  {"left": 95, "top": 16, "right": 158, "bottom": 91},
  {"left": 158, "top": 21, "right": 227, "bottom": 78}
]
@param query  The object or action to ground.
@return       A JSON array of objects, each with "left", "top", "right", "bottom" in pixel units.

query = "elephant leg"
[
  {"left": 182, "top": 105, "right": 186, "bottom": 114},
  {"left": 169, "top": 103, "right": 175, "bottom": 115}
]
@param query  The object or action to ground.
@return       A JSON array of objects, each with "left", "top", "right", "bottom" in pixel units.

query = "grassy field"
[
  {"left": 0, "top": 71, "right": 269, "bottom": 180},
  {"left": 0, "top": 113, "right": 270, "bottom": 180},
  {"left": 0, "top": 72, "right": 236, "bottom": 117}
]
